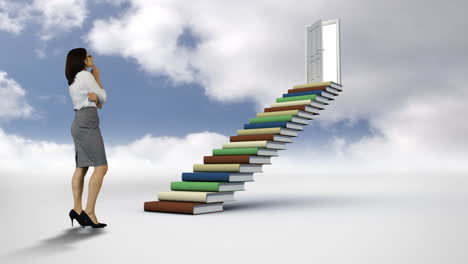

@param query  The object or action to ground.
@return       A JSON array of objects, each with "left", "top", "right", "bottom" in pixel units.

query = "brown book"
[
  {"left": 230, "top": 134, "right": 276, "bottom": 142},
  {"left": 144, "top": 201, "right": 223, "bottom": 214},
  {"left": 287, "top": 85, "right": 328, "bottom": 94},
  {"left": 264, "top": 105, "right": 307, "bottom": 112},
  {"left": 205, "top": 155, "right": 255, "bottom": 164},
  {"left": 230, "top": 134, "right": 293, "bottom": 143}
]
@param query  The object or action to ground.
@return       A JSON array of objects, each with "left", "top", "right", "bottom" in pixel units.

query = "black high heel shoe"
[
  {"left": 80, "top": 211, "right": 107, "bottom": 228},
  {"left": 69, "top": 209, "right": 86, "bottom": 228}
]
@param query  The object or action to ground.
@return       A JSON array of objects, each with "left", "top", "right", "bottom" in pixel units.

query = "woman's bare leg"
[
  {"left": 84, "top": 164, "right": 108, "bottom": 224},
  {"left": 72, "top": 167, "right": 89, "bottom": 213}
]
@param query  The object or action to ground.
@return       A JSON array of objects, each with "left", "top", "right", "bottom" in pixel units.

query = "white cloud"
[
  {"left": 0, "top": 128, "right": 228, "bottom": 185},
  {"left": 0, "top": 0, "right": 31, "bottom": 33},
  {"left": 32, "top": 0, "right": 88, "bottom": 41},
  {"left": 0, "top": 0, "right": 87, "bottom": 44},
  {"left": 37, "top": 94, "right": 67, "bottom": 104},
  {"left": 82, "top": 0, "right": 468, "bottom": 178},
  {"left": 1, "top": 0, "right": 468, "bottom": 187},
  {"left": 85, "top": 0, "right": 313, "bottom": 109},
  {"left": 1, "top": 122, "right": 467, "bottom": 187},
  {"left": 95, "top": 0, "right": 129, "bottom": 6},
  {"left": 0, "top": 71, "right": 34, "bottom": 120}
]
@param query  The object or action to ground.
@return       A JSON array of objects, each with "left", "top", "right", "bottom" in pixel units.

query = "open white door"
[
  {"left": 306, "top": 19, "right": 341, "bottom": 84},
  {"left": 306, "top": 19, "right": 322, "bottom": 84}
]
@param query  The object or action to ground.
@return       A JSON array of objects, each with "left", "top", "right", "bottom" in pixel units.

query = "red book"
[
  {"left": 264, "top": 105, "right": 308, "bottom": 112},
  {"left": 144, "top": 201, "right": 223, "bottom": 214},
  {"left": 230, "top": 134, "right": 276, "bottom": 142},
  {"left": 204, "top": 155, "right": 271, "bottom": 164},
  {"left": 205, "top": 155, "right": 254, "bottom": 164}
]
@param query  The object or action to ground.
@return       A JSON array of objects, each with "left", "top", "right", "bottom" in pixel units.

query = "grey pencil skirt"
[{"left": 71, "top": 106, "right": 108, "bottom": 168}]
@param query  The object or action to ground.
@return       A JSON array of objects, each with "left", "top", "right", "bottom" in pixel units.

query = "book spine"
[
  {"left": 237, "top": 128, "right": 281, "bottom": 136},
  {"left": 264, "top": 105, "right": 307, "bottom": 112},
  {"left": 287, "top": 85, "right": 328, "bottom": 93},
  {"left": 249, "top": 115, "right": 293, "bottom": 123},
  {"left": 244, "top": 121, "right": 287, "bottom": 129},
  {"left": 276, "top": 94, "right": 317, "bottom": 103},
  {"left": 144, "top": 201, "right": 204, "bottom": 214},
  {"left": 158, "top": 191, "right": 208, "bottom": 202},
  {"left": 182, "top": 172, "right": 230, "bottom": 182},
  {"left": 204, "top": 155, "right": 251, "bottom": 164},
  {"left": 270, "top": 100, "right": 311, "bottom": 108},
  {"left": 222, "top": 141, "right": 267, "bottom": 148},
  {"left": 171, "top": 181, "right": 220, "bottom": 192},
  {"left": 282, "top": 90, "right": 322, "bottom": 97},
  {"left": 293, "top": 81, "right": 331, "bottom": 89},
  {"left": 193, "top": 164, "right": 241, "bottom": 172},
  {"left": 257, "top": 110, "right": 299, "bottom": 118},
  {"left": 230, "top": 134, "right": 275, "bottom": 142},
  {"left": 213, "top": 148, "right": 258, "bottom": 155}
]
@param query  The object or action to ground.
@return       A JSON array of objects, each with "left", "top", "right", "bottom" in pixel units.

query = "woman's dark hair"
[{"left": 65, "top": 48, "right": 87, "bottom": 85}]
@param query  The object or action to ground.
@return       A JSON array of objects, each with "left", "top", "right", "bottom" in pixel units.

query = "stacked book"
[{"left": 144, "top": 81, "right": 343, "bottom": 214}]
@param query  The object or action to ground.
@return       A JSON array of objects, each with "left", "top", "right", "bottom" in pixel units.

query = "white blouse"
[{"left": 69, "top": 70, "right": 107, "bottom": 110}]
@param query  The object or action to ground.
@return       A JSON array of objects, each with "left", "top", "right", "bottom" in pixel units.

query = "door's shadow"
[{"left": 1, "top": 227, "right": 106, "bottom": 261}]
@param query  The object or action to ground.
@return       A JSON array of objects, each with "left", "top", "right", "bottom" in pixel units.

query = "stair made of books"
[{"left": 144, "top": 81, "right": 343, "bottom": 214}]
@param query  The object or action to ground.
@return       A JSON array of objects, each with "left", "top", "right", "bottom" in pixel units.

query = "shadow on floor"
[
  {"left": 1, "top": 227, "right": 106, "bottom": 261},
  {"left": 222, "top": 193, "right": 406, "bottom": 213}
]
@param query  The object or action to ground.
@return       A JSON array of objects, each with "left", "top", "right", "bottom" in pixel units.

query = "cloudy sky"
[{"left": 0, "top": 0, "right": 467, "bottom": 184}]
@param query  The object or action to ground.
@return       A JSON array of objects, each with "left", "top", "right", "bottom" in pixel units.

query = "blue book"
[
  {"left": 282, "top": 90, "right": 334, "bottom": 100},
  {"left": 244, "top": 121, "right": 287, "bottom": 129},
  {"left": 282, "top": 90, "right": 322, "bottom": 97},
  {"left": 244, "top": 121, "right": 304, "bottom": 130},
  {"left": 182, "top": 172, "right": 254, "bottom": 182}
]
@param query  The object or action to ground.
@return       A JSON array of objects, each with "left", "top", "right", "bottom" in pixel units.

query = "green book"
[
  {"left": 171, "top": 181, "right": 245, "bottom": 192},
  {"left": 276, "top": 94, "right": 317, "bottom": 103},
  {"left": 213, "top": 148, "right": 258, "bottom": 155},
  {"left": 249, "top": 115, "right": 293, "bottom": 123}
]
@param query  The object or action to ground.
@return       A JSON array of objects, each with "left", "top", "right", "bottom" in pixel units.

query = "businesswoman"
[{"left": 65, "top": 48, "right": 108, "bottom": 228}]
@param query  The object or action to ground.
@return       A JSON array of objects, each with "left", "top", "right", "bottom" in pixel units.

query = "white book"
[
  {"left": 322, "top": 87, "right": 341, "bottom": 95},
  {"left": 277, "top": 128, "right": 299, "bottom": 136},
  {"left": 238, "top": 164, "right": 263, "bottom": 172},
  {"left": 247, "top": 156, "right": 271, "bottom": 164},
  {"left": 290, "top": 116, "right": 309, "bottom": 124},
  {"left": 325, "top": 87, "right": 341, "bottom": 94},
  {"left": 228, "top": 173, "right": 255, "bottom": 182},
  {"left": 296, "top": 111, "right": 315, "bottom": 119},
  {"left": 193, "top": 203, "right": 224, "bottom": 214},
  {"left": 272, "top": 135, "right": 293, "bottom": 143},
  {"left": 314, "top": 95, "right": 331, "bottom": 104},
  {"left": 256, "top": 148, "right": 278, "bottom": 156},
  {"left": 158, "top": 191, "right": 235, "bottom": 203},
  {"left": 320, "top": 91, "right": 336, "bottom": 99},
  {"left": 271, "top": 99, "right": 328, "bottom": 108},
  {"left": 237, "top": 127, "right": 299, "bottom": 137},
  {"left": 257, "top": 109, "right": 318, "bottom": 118},
  {"left": 266, "top": 141, "right": 287, "bottom": 149},
  {"left": 285, "top": 122, "right": 304, "bottom": 131},
  {"left": 309, "top": 101, "right": 327, "bottom": 109},
  {"left": 271, "top": 99, "right": 311, "bottom": 108},
  {"left": 304, "top": 105, "right": 324, "bottom": 114},
  {"left": 217, "top": 182, "right": 245, "bottom": 191}
]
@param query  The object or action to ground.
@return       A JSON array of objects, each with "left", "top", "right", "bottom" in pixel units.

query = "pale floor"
[{"left": 0, "top": 173, "right": 467, "bottom": 264}]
